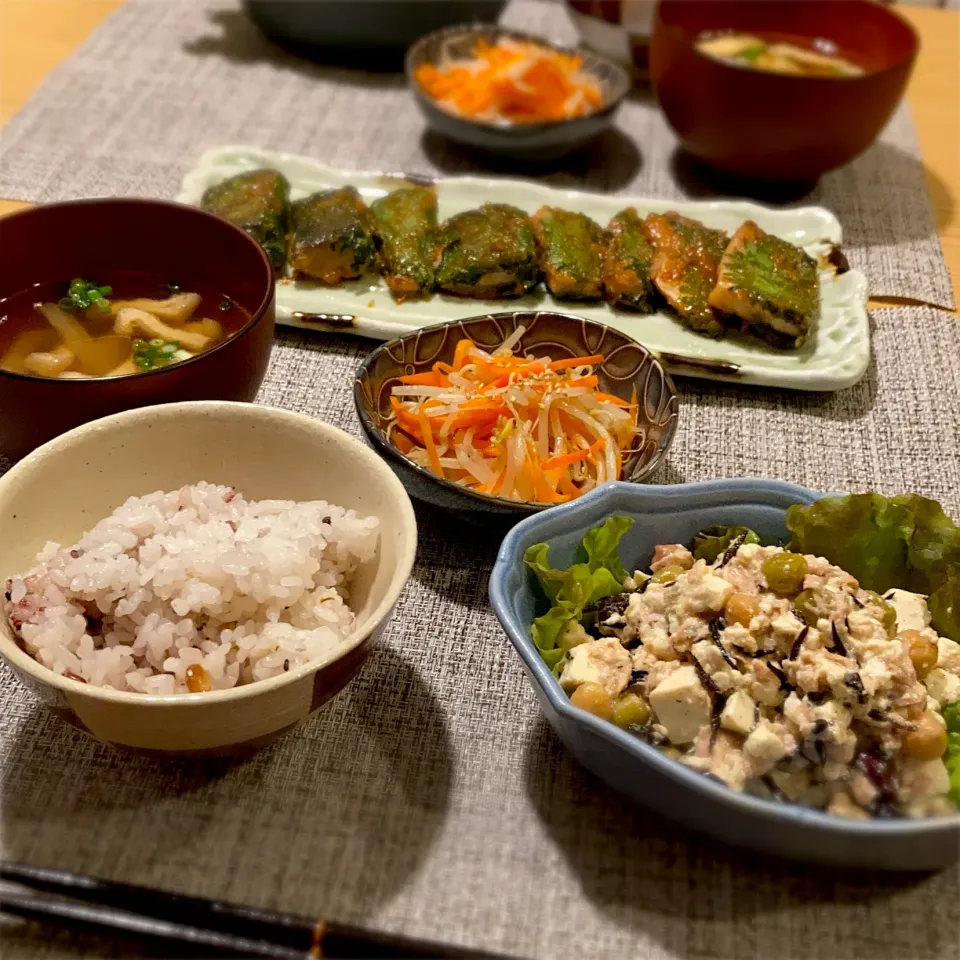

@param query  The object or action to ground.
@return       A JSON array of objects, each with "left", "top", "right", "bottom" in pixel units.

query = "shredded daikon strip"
[{"left": 493, "top": 324, "right": 527, "bottom": 356}]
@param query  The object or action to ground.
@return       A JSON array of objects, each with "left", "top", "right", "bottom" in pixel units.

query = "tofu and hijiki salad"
[{"left": 526, "top": 493, "right": 960, "bottom": 819}]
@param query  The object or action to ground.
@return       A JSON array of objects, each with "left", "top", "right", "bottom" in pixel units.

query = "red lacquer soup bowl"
[
  {"left": 650, "top": 0, "right": 918, "bottom": 182},
  {"left": 0, "top": 199, "right": 276, "bottom": 461}
]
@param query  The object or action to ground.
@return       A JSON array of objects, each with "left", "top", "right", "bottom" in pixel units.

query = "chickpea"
[
  {"left": 900, "top": 629, "right": 939, "bottom": 678},
  {"left": 761, "top": 552, "right": 808, "bottom": 595},
  {"left": 612, "top": 692, "right": 651, "bottom": 729},
  {"left": 185, "top": 663, "right": 212, "bottom": 693},
  {"left": 652, "top": 564, "right": 685, "bottom": 585},
  {"left": 901, "top": 711, "right": 948, "bottom": 761},
  {"left": 724, "top": 592, "right": 761, "bottom": 627},
  {"left": 570, "top": 682, "right": 613, "bottom": 721}
]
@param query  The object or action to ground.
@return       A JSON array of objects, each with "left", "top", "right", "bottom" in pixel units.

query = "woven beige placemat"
[
  {"left": 1, "top": 2, "right": 959, "bottom": 957},
  {"left": 0, "top": 0, "right": 952, "bottom": 308},
  {"left": 3, "top": 309, "right": 960, "bottom": 960}
]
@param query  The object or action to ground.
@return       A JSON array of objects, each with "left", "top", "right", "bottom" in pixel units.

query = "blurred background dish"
[
  {"left": 566, "top": 0, "right": 659, "bottom": 82},
  {"left": 354, "top": 311, "right": 679, "bottom": 527},
  {"left": 406, "top": 24, "right": 631, "bottom": 160},
  {"left": 649, "top": 0, "right": 919, "bottom": 183},
  {"left": 0, "top": 199, "right": 276, "bottom": 462},
  {"left": 243, "top": 0, "right": 508, "bottom": 65}
]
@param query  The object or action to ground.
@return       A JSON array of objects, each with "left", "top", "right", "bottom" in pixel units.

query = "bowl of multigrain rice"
[{"left": 0, "top": 401, "right": 417, "bottom": 754}]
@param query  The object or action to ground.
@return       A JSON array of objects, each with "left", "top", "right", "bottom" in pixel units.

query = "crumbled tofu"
[
  {"left": 924, "top": 667, "right": 960, "bottom": 708},
  {"left": 899, "top": 758, "right": 951, "bottom": 803},
  {"left": 743, "top": 719, "right": 793, "bottom": 776},
  {"left": 886, "top": 589, "right": 931, "bottom": 633},
  {"left": 771, "top": 613, "right": 804, "bottom": 645},
  {"left": 747, "top": 659, "right": 783, "bottom": 707},
  {"left": 708, "top": 730, "right": 748, "bottom": 791},
  {"left": 720, "top": 689, "right": 756, "bottom": 735},
  {"left": 850, "top": 772, "right": 878, "bottom": 807},
  {"left": 723, "top": 622, "right": 757, "bottom": 653},
  {"left": 686, "top": 574, "right": 734, "bottom": 615},
  {"left": 648, "top": 665, "right": 712, "bottom": 744},
  {"left": 691, "top": 639, "right": 726, "bottom": 674},
  {"left": 937, "top": 636, "right": 960, "bottom": 674},
  {"left": 559, "top": 638, "right": 631, "bottom": 697},
  {"left": 650, "top": 543, "right": 694, "bottom": 572},
  {"left": 827, "top": 791, "right": 870, "bottom": 820}
]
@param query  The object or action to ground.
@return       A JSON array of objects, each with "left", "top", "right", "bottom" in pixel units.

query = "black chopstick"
[{"left": 1, "top": 862, "right": 513, "bottom": 959}]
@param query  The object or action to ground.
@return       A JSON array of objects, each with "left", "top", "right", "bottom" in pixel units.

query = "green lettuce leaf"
[
  {"left": 785, "top": 492, "right": 960, "bottom": 641},
  {"left": 785, "top": 494, "right": 913, "bottom": 594},
  {"left": 583, "top": 515, "right": 634, "bottom": 581},
  {"left": 942, "top": 700, "right": 960, "bottom": 808},
  {"left": 524, "top": 516, "right": 633, "bottom": 674},
  {"left": 929, "top": 570, "right": 960, "bottom": 647},
  {"left": 691, "top": 525, "right": 760, "bottom": 563},
  {"left": 890, "top": 495, "right": 960, "bottom": 593}
]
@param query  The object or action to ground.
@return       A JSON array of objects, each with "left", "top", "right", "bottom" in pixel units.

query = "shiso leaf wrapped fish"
[
  {"left": 642, "top": 212, "right": 728, "bottom": 335},
  {"left": 370, "top": 185, "right": 438, "bottom": 302},
  {"left": 708, "top": 220, "right": 819, "bottom": 348},
  {"left": 201, "top": 169, "right": 290, "bottom": 272},
  {"left": 603, "top": 208, "right": 657, "bottom": 312},
  {"left": 434, "top": 203, "right": 540, "bottom": 299},
  {"left": 289, "top": 186, "right": 378, "bottom": 285},
  {"left": 532, "top": 206, "right": 605, "bottom": 300}
]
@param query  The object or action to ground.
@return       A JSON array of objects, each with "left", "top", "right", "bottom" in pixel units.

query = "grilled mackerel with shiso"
[
  {"left": 370, "top": 186, "right": 437, "bottom": 302},
  {"left": 434, "top": 204, "right": 540, "bottom": 299},
  {"left": 603, "top": 208, "right": 657, "bottom": 312},
  {"left": 532, "top": 207, "right": 605, "bottom": 300},
  {"left": 708, "top": 220, "right": 819, "bottom": 348},
  {"left": 642, "top": 212, "right": 728, "bottom": 335},
  {"left": 289, "top": 187, "right": 378, "bottom": 285},
  {"left": 201, "top": 169, "right": 290, "bottom": 273}
]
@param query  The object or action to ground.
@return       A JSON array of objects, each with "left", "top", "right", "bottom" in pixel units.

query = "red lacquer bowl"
[
  {"left": 650, "top": 0, "right": 919, "bottom": 182},
  {"left": 0, "top": 199, "right": 276, "bottom": 461}
]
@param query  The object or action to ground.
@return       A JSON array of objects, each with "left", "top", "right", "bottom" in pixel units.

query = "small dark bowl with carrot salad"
[
  {"left": 406, "top": 25, "right": 632, "bottom": 161},
  {"left": 353, "top": 312, "right": 679, "bottom": 527}
]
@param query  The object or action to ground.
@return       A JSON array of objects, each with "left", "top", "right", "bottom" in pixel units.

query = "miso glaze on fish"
[
  {"left": 643, "top": 212, "right": 728, "bottom": 335},
  {"left": 289, "top": 187, "right": 378, "bottom": 286},
  {"left": 532, "top": 207, "right": 605, "bottom": 301},
  {"left": 709, "top": 221, "right": 819, "bottom": 348},
  {"left": 603, "top": 208, "right": 656, "bottom": 313},
  {"left": 434, "top": 204, "right": 540, "bottom": 299},
  {"left": 370, "top": 186, "right": 437, "bottom": 302},
  {"left": 201, "top": 169, "right": 290, "bottom": 272}
]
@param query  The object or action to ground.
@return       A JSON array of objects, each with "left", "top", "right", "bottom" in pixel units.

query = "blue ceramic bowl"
[{"left": 489, "top": 479, "right": 960, "bottom": 869}]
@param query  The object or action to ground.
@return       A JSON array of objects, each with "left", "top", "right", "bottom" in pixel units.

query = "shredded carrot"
[
  {"left": 386, "top": 327, "right": 642, "bottom": 505},
  {"left": 595, "top": 391, "right": 631, "bottom": 407},
  {"left": 414, "top": 37, "right": 605, "bottom": 126},
  {"left": 547, "top": 354, "right": 605, "bottom": 372},
  {"left": 399, "top": 371, "right": 449, "bottom": 387},
  {"left": 453, "top": 338, "right": 476, "bottom": 371},
  {"left": 418, "top": 403, "right": 444, "bottom": 478}
]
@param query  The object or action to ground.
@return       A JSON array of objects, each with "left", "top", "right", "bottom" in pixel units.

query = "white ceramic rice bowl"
[{"left": 0, "top": 402, "right": 417, "bottom": 753}]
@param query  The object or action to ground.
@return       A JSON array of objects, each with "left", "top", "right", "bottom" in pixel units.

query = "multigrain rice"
[{"left": 3, "top": 483, "right": 378, "bottom": 694}]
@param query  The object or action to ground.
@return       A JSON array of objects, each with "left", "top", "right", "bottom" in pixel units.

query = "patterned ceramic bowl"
[
  {"left": 406, "top": 24, "right": 631, "bottom": 161},
  {"left": 353, "top": 312, "right": 679, "bottom": 527}
]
